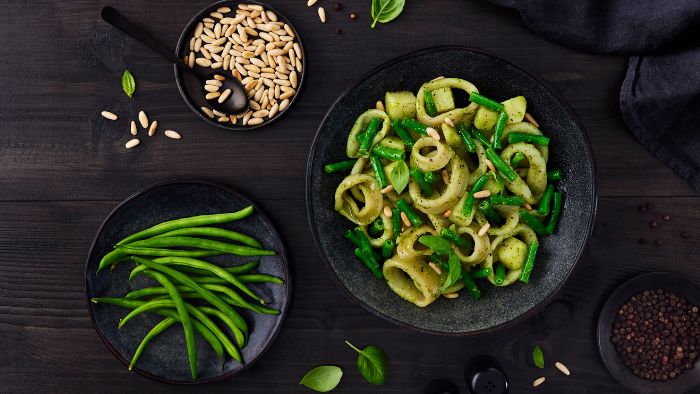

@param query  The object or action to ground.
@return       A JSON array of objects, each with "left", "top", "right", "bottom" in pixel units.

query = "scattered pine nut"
[
  {"left": 307, "top": 0, "right": 317, "bottom": 6},
  {"left": 318, "top": 7, "right": 326, "bottom": 23},
  {"left": 442, "top": 209, "right": 452, "bottom": 218},
  {"left": 381, "top": 185, "right": 394, "bottom": 194},
  {"left": 101, "top": 111, "right": 118, "bottom": 120},
  {"left": 201, "top": 107, "right": 215, "bottom": 118},
  {"left": 247, "top": 117, "right": 264, "bottom": 125},
  {"left": 376, "top": 101, "right": 385, "bottom": 111},
  {"left": 426, "top": 127, "right": 441, "bottom": 140},
  {"left": 430, "top": 76, "right": 445, "bottom": 82},
  {"left": 148, "top": 120, "right": 158, "bottom": 137},
  {"left": 383, "top": 205, "right": 393, "bottom": 217},
  {"left": 485, "top": 159, "right": 496, "bottom": 173},
  {"left": 532, "top": 377, "right": 545, "bottom": 387},
  {"left": 130, "top": 121, "right": 137, "bottom": 136},
  {"left": 213, "top": 74, "right": 225, "bottom": 81},
  {"left": 428, "top": 262, "right": 442, "bottom": 275},
  {"left": 525, "top": 112, "right": 540, "bottom": 128},
  {"left": 441, "top": 169, "right": 450, "bottom": 185},
  {"left": 478, "top": 222, "right": 490, "bottom": 236},
  {"left": 164, "top": 130, "right": 181, "bottom": 140},
  {"left": 524, "top": 203, "right": 533, "bottom": 210},
  {"left": 400, "top": 212, "right": 411, "bottom": 227},
  {"left": 125, "top": 139, "right": 140, "bottom": 149},
  {"left": 138, "top": 111, "right": 148, "bottom": 128},
  {"left": 206, "top": 92, "right": 221, "bottom": 100},
  {"left": 555, "top": 361, "right": 570, "bottom": 376},
  {"left": 444, "top": 118, "right": 454, "bottom": 127},
  {"left": 218, "top": 88, "right": 232, "bottom": 103},
  {"left": 473, "top": 190, "right": 491, "bottom": 199},
  {"left": 443, "top": 292, "right": 459, "bottom": 299}
]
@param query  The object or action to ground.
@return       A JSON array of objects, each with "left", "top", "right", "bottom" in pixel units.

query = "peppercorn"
[
  {"left": 350, "top": 12, "right": 357, "bottom": 20},
  {"left": 663, "top": 214, "right": 670, "bottom": 221},
  {"left": 650, "top": 221, "right": 658, "bottom": 228},
  {"left": 611, "top": 289, "right": 700, "bottom": 381}
]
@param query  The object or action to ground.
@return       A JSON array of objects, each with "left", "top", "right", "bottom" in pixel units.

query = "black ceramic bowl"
[
  {"left": 597, "top": 272, "right": 700, "bottom": 394},
  {"left": 85, "top": 180, "right": 290, "bottom": 384},
  {"left": 306, "top": 46, "right": 596, "bottom": 335},
  {"left": 174, "top": 0, "right": 305, "bottom": 131}
]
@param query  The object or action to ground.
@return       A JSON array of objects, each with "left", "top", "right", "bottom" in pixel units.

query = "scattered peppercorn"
[
  {"left": 350, "top": 12, "right": 357, "bottom": 20},
  {"left": 335, "top": 27, "right": 342, "bottom": 34},
  {"left": 334, "top": 2, "right": 342, "bottom": 11},
  {"left": 663, "top": 214, "right": 670, "bottom": 221},
  {"left": 650, "top": 221, "right": 658, "bottom": 228},
  {"left": 611, "top": 289, "right": 700, "bottom": 381},
  {"left": 638, "top": 238, "right": 647, "bottom": 245},
  {"left": 681, "top": 231, "right": 690, "bottom": 239},
  {"left": 655, "top": 239, "right": 663, "bottom": 246}
]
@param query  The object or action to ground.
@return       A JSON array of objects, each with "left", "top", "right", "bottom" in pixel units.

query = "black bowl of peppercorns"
[{"left": 597, "top": 272, "right": 700, "bottom": 394}]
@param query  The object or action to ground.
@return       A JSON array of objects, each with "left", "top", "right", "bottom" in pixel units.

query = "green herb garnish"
[
  {"left": 370, "top": 0, "right": 405, "bottom": 28},
  {"left": 122, "top": 69, "right": 136, "bottom": 98},
  {"left": 299, "top": 365, "right": 343, "bottom": 392},
  {"left": 440, "top": 252, "right": 461, "bottom": 291},
  {"left": 533, "top": 345, "right": 544, "bottom": 368},
  {"left": 418, "top": 235, "right": 452, "bottom": 255},
  {"left": 389, "top": 160, "right": 409, "bottom": 193},
  {"left": 345, "top": 341, "right": 387, "bottom": 385}
]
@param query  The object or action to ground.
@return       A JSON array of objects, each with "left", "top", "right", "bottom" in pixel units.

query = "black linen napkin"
[{"left": 485, "top": 0, "right": 700, "bottom": 188}]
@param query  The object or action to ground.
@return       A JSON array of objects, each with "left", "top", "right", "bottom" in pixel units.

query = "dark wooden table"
[{"left": 1, "top": 1, "right": 698, "bottom": 392}]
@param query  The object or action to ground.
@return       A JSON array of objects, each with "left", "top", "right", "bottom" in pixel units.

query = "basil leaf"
[
  {"left": 299, "top": 365, "right": 343, "bottom": 392},
  {"left": 418, "top": 235, "right": 452, "bottom": 255},
  {"left": 122, "top": 69, "right": 136, "bottom": 98},
  {"left": 389, "top": 160, "right": 409, "bottom": 194},
  {"left": 533, "top": 345, "right": 544, "bottom": 368},
  {"left": 345, "top": 341, "right": 387, "bottom": 385},
  {"left": 440, "top": 252, "right": 461, "bottom": 291},
  {"left": 370, "top": 0, "right": 406, "bottom": 28}
]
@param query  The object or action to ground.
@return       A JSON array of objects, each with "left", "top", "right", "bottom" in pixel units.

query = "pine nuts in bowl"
[{"left": 175, "top": 1, "right": 305, "bottom": 130}]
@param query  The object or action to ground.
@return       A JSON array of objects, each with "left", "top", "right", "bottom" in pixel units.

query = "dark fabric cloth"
[{"left": 485, "top": 0, "right": 700, "bottom": 188}]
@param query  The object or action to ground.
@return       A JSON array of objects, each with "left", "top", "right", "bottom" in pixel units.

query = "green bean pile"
[
  {"left": 325, "top": 77, "right": 564, "bottom": 307},
  {"left": 92, "top": 206, "right": 283, "bottom": 380}
]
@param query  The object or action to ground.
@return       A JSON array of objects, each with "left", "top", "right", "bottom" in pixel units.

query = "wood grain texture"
[{"left": 0, "top": 0, "right": 699, "bottom": 393}]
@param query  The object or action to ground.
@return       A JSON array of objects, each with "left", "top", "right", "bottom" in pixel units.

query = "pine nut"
[
  {"left": 478, "top": 223, "right": 491, "bottom": 236},
  {"left": 444, "top": 118, "right": 455, "bottom": 127},
  {"left": 525, "top": 112, "right": 540, "bottom": 127},
  {"left": 196, "top": 58, "right": 212, "bottom": 67},
  {"left": 532, "top": 377, "right": 545, "bottom": 387},
  {"left": 428, "top": 262, "right": 442, "bottom": 275},
  {"left": 218, "top": 116, "right": 229, "bottom": 123},
  {"left": 163, "top": 130, "right": 182, "bottom": 140},
  {"left": 318, "top": 7, "right": 326, "bottom": 23},
  {"left": 269, "top": 102, "right": 279, "bottom": 118},
  {"left": 426, "top": 127, "right": 440, "bottom": 140},
  {"left": 555, "top": 361, "right": 570, "bottom": 376},
  {"left": 130, "top": 121, "right": 137, "bottom": 135},
  {"left": 441, "top": 169, "right": 450, "bottom": 184},
  {"left": 253, "top": 109, "right": 269, "bottom": 118},
  {"left": 212, "top": 109, "right": 226, "bottom": 117},
  {"left": 148, "top": 120, "right": 157, "bottom": 137},
  {"left": 204, "top": 84, "right": 220, "bottom": 93},
  {"left": 524, "top": 202, "right": 533, "bottom": 210},
  {"left": 125, "top": 139, "right": 140, "bottom": 149},
  {"left": 138, "top": 111, "right": 148, "bottom": 128},
  {"left": 307, "top": 0, "right": 317, "bottom": 6},
  {"left": 485, "top": 159, "right": 496, "bottom": 173},
  {"left": 247, "top": 117, "right": 264, "bottom": 125},
  {"left": 206, "top": 92, "right": 221, "bottom": 100},
  {"left": 384, "top": 205, "right": 393, "bottom": 217},
  {"left": 473, "top": 190, "right": 491, "bottom": 199},
  {"left": 280, "top": 91, "right": 294, "bottom": 100},
  {"left": 376, "top": 101, "right": 385, "bottom": 111},
  {"left": 279, "top": 98, "right": 290, "bottom": 111},
  {"left": 217, "top": 6, "right": 232, "bottom": 13},
  {"left": 381, "top": 185, "right": 394, "bottom": 194},
  {"left": 218, "top": 88, "right": 232, "bottom": 103},
  {"left": 200, "top": 107, "right": 215, "bottom": 118},
  {"left": 188, "top": 52, "right": 195, "bottom": 68},
  {"left": 101, "top": 111, "right": 118, "bottom": 120},
  {"left": 194, "top": 22, "right": 204, "bottom": 38},
  {"left": 443, "top": 292, "right": 459, "bottom": 299},
  {"left": 443, "top": 209, "right": 452, "bottom": 217},
  {"left": 400, "top": 212, "right": 411, "bottom": 227}
]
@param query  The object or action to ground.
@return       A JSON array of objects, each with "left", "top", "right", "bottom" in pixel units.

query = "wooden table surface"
[{"left": 1, "top": 0, "right": 698, "bottom": 392}]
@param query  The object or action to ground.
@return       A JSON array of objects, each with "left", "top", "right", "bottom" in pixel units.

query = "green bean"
[
  {"left": 353, "top": 228, "right": 381, "bottom": 262},
  {"left": 90, "top": 297, "right": 224, "bottom": 360},
  {"left": 131, "top": 257, "right": 249, "bottom": 335},
  {"left": 492, "top": 111, "right": 508, "bottom": 149},
  {"left": 131, "top": 256, "right": 264, "bottom": 304},
  {"left": 489, "top": 195, "right": 524, "bottom": 206},
  {"left": 537, "top": 184, "right": 555, "bottom": 216},
  {"left": 197, "top": 283, "right": 279, "bottom": 315},
  {"left": 97, "top": 250, "right": 129, "bottom": 272},
  {"left": 470, "top": 128, "right": 492, "bottom": 147},
  {"left": 440, "top": 228, "right": 473, "bottom": 251},
  {"left": 381, "top": 239, "right": 395, "bottom": 259},
  {"left": 423, "top": 171, "right": 438, "bottom": 184},
  {"left": 184, "top": 301, "right": 241, "bottom": 361},
  {"left": 391, "top": 208, "right": 401, "bottom": 238},
  {"left": 547, "top": 169, "right": 562, "bottom": 181},
  {"left": 191, "top": 274, "right": 283, "bottom": 285},
  {"left": 469, "top": 92, "right": 504, "bottom": 112},
  {"left": 354, "top": 248, "right": 383, "bottom": 279},
  {"left": 410, "top": 167, "right": 434, "bottom": 196},
  {"left": 478, "top": 200, "right": 503, "bottom": 225},
  {"left": 494, "top": 263, "right": 505, "bottom": 285},
  {"left": 177, "top": 259, "right": 260, "bottom": 277},
  {"left": 199, "top": 306, "right": 247, "bottom": 348},
  {"left": 344, "top": 229, "right": 361, "bottom": 247},
  {"left": 396, "top": 199, "right": 423, "bottom": 227},
  {"left": 511, "top": 152, "right": 526, "bottom": 168},
  {"left": 126, "top": 236, "right": 276, "bottom": 257},
  {"left": 324, "top": 159, "right": 357, "bottom": 174},
  {"left": 519, "top": 209, "right": 548, "bottom": 236},
  {"left": 370, "top": 217, "right": 384, "bottom": 236},
  {"left": 391, "top": 119, "right": 415, "bottom": 150},
  {"left": 401, "top": 118, "right": 428, "bottom": 135},
  {"left": 424, "top": 90, "right": 438, "bottom": 117},
  {"left": 485, "top": 148, "right": 518, "bottom": 182},
  {"left": 461, "top": 270, "right": 481, "bottom": 300},
  {"left": 457, "top": 124, "right": 477, "bottom": 153},
  {"left": 508, "top": 132, "right": 550, "bottom": 146},
  {"left": 470, "top": 267, "right": 492, "bottom": 278},
  {"left": 546, "top": 192, "right": 563, "bottom": 235},
  {"left": 372, "top": 145, "right": 405, "bottom": 161},
  {"left": 130, "top": 317, "right": 178, "bottom": 369},
  {"left": 369, "top": 153, "right": 389, "bottom": 189},
  {"left": 154, "top": 227, "right": 262, "bottom": 249},
  {"left": 463, "top": 174, "right": 489, "bottom": 216},
  {"left": 116, "top": 207, "right": 254, "bottom": 246},
  {"left": 115, "top": 246, "right": 224, "bottom": 258},
  {"left": 358, "top": 118, "right": 383, "bottom": 157},
  {"left": 519, "top": 240, "right": 539, "bottom": 283},
  {"left": 141, "top": 270, "right": 197, "bottom": 380}
]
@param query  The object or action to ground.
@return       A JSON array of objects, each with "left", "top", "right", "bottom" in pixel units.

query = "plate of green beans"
[{"left": 86, "top": 180, "right": 290, "bottom": 383}]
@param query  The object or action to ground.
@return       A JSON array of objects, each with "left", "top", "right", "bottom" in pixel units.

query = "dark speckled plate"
[
  {"left": 85, "top": 180, "right": 290, "bottom": 384},
  {"left": 306, "top": 46, "right": 596, "bottom": 335}
]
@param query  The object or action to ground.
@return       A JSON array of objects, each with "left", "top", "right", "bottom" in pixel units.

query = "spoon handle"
[{"left": 101, "top": 6, "right": 186, "bottom": 67}]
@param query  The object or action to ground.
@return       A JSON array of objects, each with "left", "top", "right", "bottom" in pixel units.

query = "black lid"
[{"left": 464, "top": 356, "right": 509, "bottom": 394}]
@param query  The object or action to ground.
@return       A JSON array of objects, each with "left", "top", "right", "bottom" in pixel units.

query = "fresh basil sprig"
[
  {"left": 389, "top": 160, "right": 409, "bottom": 193},
  {"left": 418, "top": 235, "right": 452, "bottom": 255},
  {"left": 533, "top": 345, "right": 545, "bottom": 368},
  {"left": 299, "top": 365, "right": 343, "bottom": 392},
  {"left": 345, "top": 341, "right": 387, "bottom": 385},
  {"left": 440, "top": 252, "right": 461, "bottom": 291},
  {"left": 370, "top": 0, "right": 406, "bottom": 28},
  {"left": 122, "top": 69, "right": 136, "bottom": 98}
]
